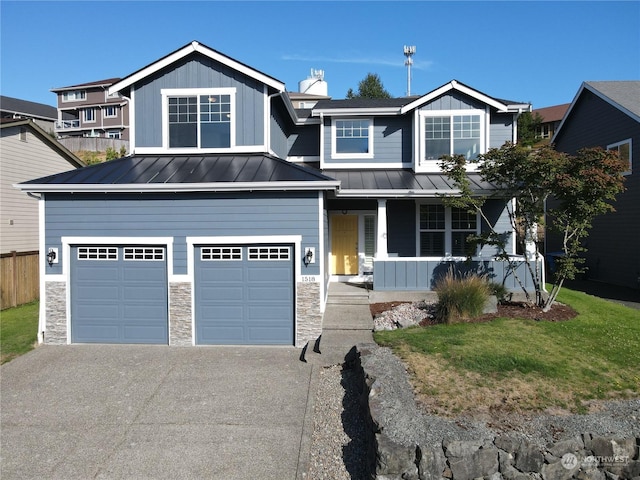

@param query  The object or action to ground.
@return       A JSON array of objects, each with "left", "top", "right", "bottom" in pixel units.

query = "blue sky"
[{"left": 1, "top": 1, "right": 639, "bottom": 110}]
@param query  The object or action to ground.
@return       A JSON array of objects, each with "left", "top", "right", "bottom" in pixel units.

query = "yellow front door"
[{"left": 331, "top": 215, "right": 358, "bottom": 275}]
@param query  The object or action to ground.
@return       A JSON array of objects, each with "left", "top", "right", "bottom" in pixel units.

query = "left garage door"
[{"left": 70, "top": 246, "right": 168, "bottom": 344}]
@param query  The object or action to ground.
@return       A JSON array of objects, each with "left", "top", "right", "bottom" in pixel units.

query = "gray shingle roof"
[
  {"left": 585, "top": 81, "right": 640, "bottom": 120},
  {"left": 0, "top": 95, "right": 57, "bottom": 120}
]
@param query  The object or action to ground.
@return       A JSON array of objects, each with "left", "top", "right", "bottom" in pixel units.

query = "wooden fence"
[
  {"left": 1, "top": 251, "right": 39, "bottom": 309},
  {"left": 57, "top": 137, "right": 129, "bottom": 154}
]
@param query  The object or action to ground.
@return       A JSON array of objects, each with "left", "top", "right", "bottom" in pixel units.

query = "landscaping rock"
[
  {"left": 417, "top": 445, "right": 446, "bottom": 480},
  {"left": 547, "top": 436, "right": 585, "bottom": 458},
  {"left": 444, "top": 439, "right": 499, "bottom": 480},
  {"left": 515, "top": 440, "right": 545, "bottom": 472}
]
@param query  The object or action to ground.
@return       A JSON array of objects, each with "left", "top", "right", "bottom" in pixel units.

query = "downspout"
[{"left": 26, "top": 192, "right": 46, "bottom": 343}]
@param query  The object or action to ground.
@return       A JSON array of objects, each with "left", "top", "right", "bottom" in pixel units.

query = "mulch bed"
[{"left": 370, "top": 300, "right": 578, "bottom": 326}]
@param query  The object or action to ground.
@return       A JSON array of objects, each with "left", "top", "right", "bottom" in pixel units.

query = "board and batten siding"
[
  {"left": 489, "top": 113, "right": 515, "bottom": 149},
  {"left": 1, "top": 126, "right": 78, "bottom": 254},
  {"left": 134, "top": 55, "right": 266, "bottom": 148},
  {"left": 419, "top": 91, "right": 485, "bottom": 111},
  {"left": 323, "top": 116, "right": 412, "bottom": 166},
  {"left": 43, "top": 192, "right": 322, "bottom": 277}
]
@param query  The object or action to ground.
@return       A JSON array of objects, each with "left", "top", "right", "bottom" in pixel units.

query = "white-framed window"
[
  {"left": 248, "top": 246, "right": 290, "bottom": 261},
  {"left": 162, "top": 88, "right": 235, "bottom": 150},
  {"left": 77, "top": 247, "right": 118, "bottom": 260},
  {"left": 201, "top": 246, "right": 242, "bottom": 261},
  {"left": 607, "top": 138, "right": 632, "bottom": 175},
  {"left": 104, "top": 105, "right": 118, "bottom": 118},
  {"left": 418, "top": 204, "right": 479, "bottom": 257},
  {"left": 124, "top": 247, "right": 164, "bottom": 261},
  {"left": 84, "top": 108, "right": 96, "bottom": 123},
  {"left": 107, "top": 130, "right": 121, "bottom": 139},
  {"left": 420, "top": 110, "right": 485, "bottom": 162},
  {"left": 331, "top": 118, "right": 374, "bottom": 158},
  {"left": 62, "top": 90, "right": 86, "bottom": 102}
]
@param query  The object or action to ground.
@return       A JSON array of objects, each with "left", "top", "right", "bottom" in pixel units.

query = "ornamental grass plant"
[{"left": 434, "top": 270, "right": 490, "bottom": 324}]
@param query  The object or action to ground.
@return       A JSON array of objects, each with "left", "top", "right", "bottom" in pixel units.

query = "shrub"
[{"left": 434, "top": 270, "right": 490, "bottom": 324}]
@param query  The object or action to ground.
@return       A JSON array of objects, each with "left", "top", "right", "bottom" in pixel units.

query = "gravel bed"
[{"left": 308, "top": 365, "right": 369, "bottom": 480}]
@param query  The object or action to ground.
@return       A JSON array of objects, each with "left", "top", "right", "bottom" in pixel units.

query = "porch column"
[{"left": 376, "top": 199, "right": 388, "bottom": 259}]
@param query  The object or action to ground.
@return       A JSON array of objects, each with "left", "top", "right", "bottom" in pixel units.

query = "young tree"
[
  {"left": 346, "top": 73, "right": 392, "bottom": 99},
  {"left": 516, "top": 111, "right": 544, "bottom": 147},
  {"left": 440, "top": 143, "right": 626, "bottom": 310}
]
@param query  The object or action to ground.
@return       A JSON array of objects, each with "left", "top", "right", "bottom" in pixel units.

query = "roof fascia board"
[
  {"left": 312, "top": 107, "right": 400, "bottom": 117},
  {"left": 109, "top": 41, "right": 285, "bottom": 95},
  {"left": 15, "top": 180, "right": 340, "bottom": 194},
  {"left": 400, "top": 80, "right": 515, "bottom": 114},
  {"left": 335, "top": 188, "right": 494, "bottom": 198}
]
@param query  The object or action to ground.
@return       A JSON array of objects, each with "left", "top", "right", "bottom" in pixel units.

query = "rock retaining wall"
[{"left": 352, "top": 345, "right": 640, "bottom": 480}]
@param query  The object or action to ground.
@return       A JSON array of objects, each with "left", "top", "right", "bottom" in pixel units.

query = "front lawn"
[
  {"left": 374, "top": 288, "right": 640, "bottom": 416},
  {"left": 0, "top": 301, "right": 39, "bottom": 364}
]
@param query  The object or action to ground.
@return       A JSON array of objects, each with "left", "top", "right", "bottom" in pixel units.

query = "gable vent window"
[
  {"left": 165, "top": 88, "right": 234, "bottom": 150},
  {"left": 202, "top": 247, "right": 242, "bottom": 261},
  {"left": 124, "top": 247, "right": 164, "bottom": 261},
  {"left": 78, "top": 247, "right": 118, "bottom": 260},
  {"left": 248, "top": 246, "right": 290, "bottom": 261}
]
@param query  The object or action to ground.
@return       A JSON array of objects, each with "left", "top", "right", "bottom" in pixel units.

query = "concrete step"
[{"left": 326, "top": 296, "right": 369, "bottom": 305}]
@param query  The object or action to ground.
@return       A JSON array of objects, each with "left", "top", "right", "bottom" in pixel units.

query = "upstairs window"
[
  {"left": 104, "top": 106, "right": 118, "bottom": 118},
  {"left": 84, "top": 108, "right": 96, "bottom": 123},
  {"left": 607, "top": 139, "right": 632, "bottom": 175},
  {"left": 332, "top": 118, "right": 373, "bottom": 158},
  {"left": 421, "top": 111, "right": 484, "bottom": 162},
  {"left": 62, "top": 90, "right": 86, "bottom": 102},
  {"left": 418, "top": 204, "right": 478, "bottom": 257},
  {"left": 163, "top": 88, "right": 235, "bottom": 150}
]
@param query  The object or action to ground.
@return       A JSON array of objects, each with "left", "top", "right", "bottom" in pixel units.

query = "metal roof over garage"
[{"left": 17, "top": 154, "right": 340, "bottom": 193}]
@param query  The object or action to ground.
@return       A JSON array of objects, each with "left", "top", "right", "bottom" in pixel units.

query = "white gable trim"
[{"left": 109, "top": 41, "right": 285, "bottom": 95}]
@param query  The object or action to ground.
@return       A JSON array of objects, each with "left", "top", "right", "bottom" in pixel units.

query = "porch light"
[
  {"left": 47, "top": 249, "right": 57, "bottom": 266},
  {"left": 303, "top": 247, "right": 315, "bottom": 266}
]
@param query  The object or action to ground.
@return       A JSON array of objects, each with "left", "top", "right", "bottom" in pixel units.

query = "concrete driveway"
[{"left": 0, "top": 345, "right": 317, "bottom": 479}]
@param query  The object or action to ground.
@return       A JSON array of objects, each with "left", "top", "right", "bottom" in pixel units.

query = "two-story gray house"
[{"left": 18, "top": 41, "right": 535, "bottom": 348}]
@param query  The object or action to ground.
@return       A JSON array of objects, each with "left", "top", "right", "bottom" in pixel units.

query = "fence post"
[{"left": 11, "top": 251, "right": 17, "bottom": 308}]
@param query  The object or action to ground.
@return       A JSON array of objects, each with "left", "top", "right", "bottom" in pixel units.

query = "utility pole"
[{"left": 403, "top": 45, "right": 416, "bottom": 96}]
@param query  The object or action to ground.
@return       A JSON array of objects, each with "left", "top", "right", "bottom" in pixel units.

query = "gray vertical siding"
[
  {"left": 44, "top": 192, "right": 321, "bottom": 277},
  {"left": 134, "top": 55, "right": 265, "bottom": 148},
  {"left": 480, "top": 198, "right": 514, "bottom": 256},
  {"left": 270, "top": 106, "right": 288, "bottom": 159},
  {"left": 419, "top": 92, "right": 485, "bottom": 111},
  {"left": 490, "top": 113, "right": 514, "bottom": 148}
]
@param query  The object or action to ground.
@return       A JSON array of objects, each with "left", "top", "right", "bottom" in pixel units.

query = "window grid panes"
[
  {"left": 168, "top": 94, "right": 232, "bottom": 148},
  {"left": 78, "top": 247, "right": 118, "bottom": 260},
  {"left": 124, "top": 247, "right": 164, "bottom": 261},
  {"left": 201, "top": 247, "right": 242, "bottom": 261},
  {"left": 248, "top": 247, "right": 290, "bottom": 261},
  {"left": 451, "top": 208, "right": 477, "bottom": 256},
  {"left": 335, "top": 120, "right": 370, "bottom": 154},
  {"left": 419, "top": 205, "right": 445, "bottom": 256},
  {"left": 84, "top": 108, "right": 95, "bottom": 122},
  {"left": 424, "top": 114, "right": 481, "bottom": 161},
  {"left": 168, "top": 96, "right": 198, "bottom": 148}
]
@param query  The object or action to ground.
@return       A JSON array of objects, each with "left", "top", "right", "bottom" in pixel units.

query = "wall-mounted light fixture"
[
  {"left": 303, "top": 247, "right": 315, "bottom": 266},
  {"left": 47, "top": 248, "right": 58, "bottom": 266}
]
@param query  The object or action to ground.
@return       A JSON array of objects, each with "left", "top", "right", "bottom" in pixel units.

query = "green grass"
[
  {"left": 374, "top": 288, "right": 640, "bottom": 414},
  {"left": 0, "top": 301, "right": 39, "bottom": 364}
]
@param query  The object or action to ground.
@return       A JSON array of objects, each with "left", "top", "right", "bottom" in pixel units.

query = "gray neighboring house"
[
  {"left": 17, "top": 40, "right": 537, "bottom": 348},
  {"left": 551, "top": 81, "right": 640, "bottom": 290},
  {"left": 0, "top": 95, "right": 58, "bottom": 135}
]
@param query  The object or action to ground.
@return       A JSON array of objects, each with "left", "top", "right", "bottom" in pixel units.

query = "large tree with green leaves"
[
  {"left": 346, "top": 73, "right": 392, "bottom": 99},
  {"left": 517, "top": 111, "right": 544, "bottom": 147},
  {"left": 439, "top": 143, "right": 626, "bottom": 310}
]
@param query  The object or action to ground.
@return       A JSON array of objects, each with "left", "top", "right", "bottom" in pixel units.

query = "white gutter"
[
  {"left": 14, "top": 181, "right": 340, "bottom": 194},
  {"left": 335, "top": 188, "right": 496, "bottom": 198}
]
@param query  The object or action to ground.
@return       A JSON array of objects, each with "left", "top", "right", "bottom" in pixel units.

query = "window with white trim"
[
  {"left": 164, "top": 88, "right": 234, "bottom": 149},
  {"left": 62, "top": 90, "right": 86, "bottom": 102},
  {"left": 332, "top": 119, "right": 373, "bottom": 158},
  {"left": 107, "top": 130, "right": 121, "bottom": 139},
  {"left": 201, "top": 247, "right": 242, "bottom": 261},
  {"left": 607, "top": 139, "right": 632, "bottom": 175},
  {"left": 421, "top": 111, "right": 484, "bottom": 162},
  {"left": 77, "top": 247, "right": 118, "bottom": 260},
  {"left": 418, "top": 204, "right": 478, "bottom": 257},
  {"left": 248, "top": 246, "right": 290, "bottom": 260},
  {"left": 124, "top": 247, "right": 164, "bottom": 261},
  {"left": 84, "top": 108, "right": 96, "bottom": 123},
  {"left": 104, "top": 105, "right": 118, "bottom": 118}
]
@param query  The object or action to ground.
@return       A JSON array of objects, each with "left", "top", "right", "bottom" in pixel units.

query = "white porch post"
[{"left": 376, "top": 199, "right": 388, "bottom": 259}]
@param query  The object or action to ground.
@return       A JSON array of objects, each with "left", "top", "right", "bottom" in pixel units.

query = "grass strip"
[{"left": 1, "top": 301, "right": 39, "bottom": 364}]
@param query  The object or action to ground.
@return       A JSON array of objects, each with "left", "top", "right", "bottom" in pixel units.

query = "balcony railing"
[{"left": 55, "top": 120, "right": 80, "bottom": 130}]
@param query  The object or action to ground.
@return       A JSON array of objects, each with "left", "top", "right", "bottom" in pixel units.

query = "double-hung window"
[
  {"left": 421, "top": 111, "right": 484, "bottom": 162},
  {"left": 104, "top": 105, "right": 118, "bottom": 118},
  {"left": 607, "top": 139, "right": 632, "bottom": 175},
  {"left": 332, "top": 118, "right": 373, "bottom": 158},
  {"left": 163, "top": 88, "right": 235, "bottom": 150},
  {"left": 418, "top": 204, "right": 478, "bottom": 257},
  {"left": 84, "top": 108, "right": 96, "bottom": 123}
]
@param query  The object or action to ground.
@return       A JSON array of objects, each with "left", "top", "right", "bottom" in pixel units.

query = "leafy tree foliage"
[
  {"left": 440, "top": 143, "right": 626, "bottom": 310},
  {"left": 517, "top": 111, "right": 544, "bottom": 147},
  {"left": 346, "top": 73, "right": 392, "bottom": 99}
]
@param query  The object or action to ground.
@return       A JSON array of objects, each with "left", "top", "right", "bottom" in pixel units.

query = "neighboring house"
[
  {"left": 51, "top": 78, "right": 129, "bottom": 140},
  {"left": 532, "top": 103, "right": 570, "bottom": 143},
  {"left": 17, "top": 41, "right": 534, "bottom": 348},
  {"left": 1, "top": 118, "right": 84, "bottom": 308},
  {"left": 0, "top": 95, "right": 59, "bottom": 134},
  {"left": 551, "top": 81, "right": 640, "bottom": 290}
]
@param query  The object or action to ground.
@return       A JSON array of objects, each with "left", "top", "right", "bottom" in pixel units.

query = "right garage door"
[{"left": 194, "top": 245, "right": 294, "bottom": 345}]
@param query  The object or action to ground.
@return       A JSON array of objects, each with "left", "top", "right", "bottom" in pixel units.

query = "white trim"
[
  {"left": 134, "top": 145, "right": 268, "bottom": 155},
  {"left": 319, "top": 113, "right": 325, "bottom": 169},
  {"left": 127, "top": 90, "right": 136, "bottom": 153},
  {"left": 109, "top": 41, "right": 285, "bottom": 95},
  {"left": 38, "top": 196, "right": 46, "bottom": 344},
  {"left": 17, "top": 180, "right": 340, "bottom": 194},
  {"left": 324, "top": 162, "right": 412, "bottom": 170},
  {"left": 318, "top": 192, "right": 326, "bottom": 313},
  {"left": 331, "top": 117, "right": 374, "bottom": 159},
  {"left": 287, "top": 155, "right": 321, "bottom": 163},
  {"left": 313, "top": 107, "right": 400, "bottom": 116},
  {"left": 376, "top": 200, "right": 388, "bottom": 259},
  {"left": 336, "top": 188, "right": 463, "bottom": 198}
]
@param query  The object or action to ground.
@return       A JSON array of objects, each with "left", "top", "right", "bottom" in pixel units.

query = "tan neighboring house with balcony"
[{"left": 51, "top": 78, "right": 129, "bottom": 140}]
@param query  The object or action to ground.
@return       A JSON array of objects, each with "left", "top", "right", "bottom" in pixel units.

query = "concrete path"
[{"left": 0, "top": 345, "right": 317, "bottom": 480}]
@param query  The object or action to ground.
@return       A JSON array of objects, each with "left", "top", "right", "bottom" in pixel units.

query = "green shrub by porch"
[{"left": 434, "top": 270, "right": 490, "bottom": 324}]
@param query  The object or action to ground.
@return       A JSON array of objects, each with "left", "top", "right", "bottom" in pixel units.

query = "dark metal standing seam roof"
[{"left": 20, "top": 154, "right": 337, "bottom": 189}]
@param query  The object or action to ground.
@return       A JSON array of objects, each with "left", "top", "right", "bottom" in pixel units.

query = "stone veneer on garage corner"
[
  {"left": 44, "top": 282, "right": 67, "bottom": 344},
  {"left": 296, "top": 282, "right": 323, "bottom": 348}
]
